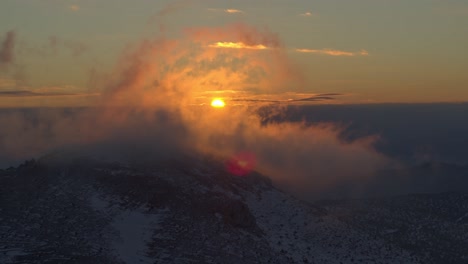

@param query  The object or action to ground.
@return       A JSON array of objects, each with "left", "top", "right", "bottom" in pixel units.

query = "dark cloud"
[
  {"left": 0, "top": 31, "right": 16, "bottom": 70},
  {"left": 230, "top": 93, "right": 341, "bottom": 104},
  {"left": 16, "top": 35, "right": 87, "bottom": 58},
  {"left": 291, "top": 95, "right": 337, "bottom": 102},
  {"left": 0, "top": 90, "right": 79, "bottom": 97}
]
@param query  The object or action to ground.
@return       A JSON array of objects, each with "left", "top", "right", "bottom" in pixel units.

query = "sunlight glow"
[
  {"left": 211, "top": 98, "right": 225, "bottom": 108},
  {"left": 208, "top": 42, "right": 268, "bottom": 50}
]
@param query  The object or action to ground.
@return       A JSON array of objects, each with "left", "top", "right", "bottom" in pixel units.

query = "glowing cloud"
[
  {"left": 69, "top": 5, "right": 80, "bottom": 11},
  {"left": 0, "top": 20, "right": 389, "bottom": 199},
  {"left": 208, "top": 8, "right": 245, "bottom": 14},
  {"left": 225, "top": 9, "right": 244, "bottom": 14},
  {"left": 359, "top": 49, "right": 369, "bottom": 56},
  {"left": 208, "top": 42, "right": 269, "bottom": 50},
  {"left": 299, "top": 12, "right": 313, "bottom": 17},
  {"left": 295, "top": 48, "right": 369, "bottom": 56}
]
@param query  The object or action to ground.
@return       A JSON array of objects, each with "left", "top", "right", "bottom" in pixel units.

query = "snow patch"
[
  {"left": 89, "top": 192, "right": 166, "bottom": 264},
  {"left": 112, "top": 210, "right": 158, "bottom": 264}
]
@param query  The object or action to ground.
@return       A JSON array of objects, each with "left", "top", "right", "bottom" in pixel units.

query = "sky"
[{"left": 0, "top": 0, "right": 468, "bottom": 106}]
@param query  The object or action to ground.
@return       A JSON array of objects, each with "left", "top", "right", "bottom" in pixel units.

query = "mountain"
[{"left": 1, "top": 154, "right": 467, "bottom": 263}]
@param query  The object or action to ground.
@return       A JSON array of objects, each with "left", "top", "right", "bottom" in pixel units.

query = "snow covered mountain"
[{"left": 1, "top": 155, "right": 467, "bottom": 263}]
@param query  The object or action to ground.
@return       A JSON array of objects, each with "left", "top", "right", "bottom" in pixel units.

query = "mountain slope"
[{"left": 1, "top": 155, "right": 465, "bottom": 263}]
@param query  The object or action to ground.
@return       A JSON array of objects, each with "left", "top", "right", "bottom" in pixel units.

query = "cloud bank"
[{"left": 296, "top": 48, "right": 369, "bottom": 56}]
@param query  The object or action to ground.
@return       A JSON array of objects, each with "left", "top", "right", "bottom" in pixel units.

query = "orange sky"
[{"left": 1, "top": 0, "right": 467, "bottom": 106}]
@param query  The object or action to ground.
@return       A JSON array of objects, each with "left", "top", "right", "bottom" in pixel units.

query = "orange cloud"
[
  {"left": 69, "top": 5, "right": 80, "bottom": 11},
  {"left": 186, "top": 23, "right": 283, "bottom": 49},
  {"left": 225, "top": 9, "right": 244, "bottom": 14},
  {"left": 295, "top": 48, "right": 369, "bottom": 56},
  {"left": 208, "top": 8, "right": 245, "bottom": 14},
  {"left": 359, "top": 49, "right": 369, "bottom": 56},
  {"left": 208, "top": 42, "right": 269, "bottom": 50},
  {"left": 299, "top": 12, "right": 313, "bottom": 17},
  {"left": 0, "top": 77, "right": 16, "bottom": 88},
  {"left": 0, "top": 21, "right": 390, "bottom": 198}
]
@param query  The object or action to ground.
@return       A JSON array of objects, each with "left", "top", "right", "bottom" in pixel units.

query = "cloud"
[
  {"left": 0, "top": 89, "right": 98, "bottom": 98},
  {"left": 299, "top": 11, "right": 313, "bottom": 17},
  {"left": 359, "top": 49, "right": 369, "bottom": 56},
  {"left": 0, "top": 77, "right": 17, "bottom": 89},
  {"left": 295, "top": 48, "right": 369, "bottom": 56},
  {"left": 208, "top": 42, "right": 269, "bottom": 50},
  {"left": 0, "top": 84, "right": 99, "bottom": 108},
  {"left": 190, "top": 91, "right": 344, "bottom": 106},
  {"left": 208, "top": 8, "right": 245, "bottom": 14},
  {"left": 0, "top": 23, "right": 389, "bottom": 199},
  {"left": 0, "top": 90, "right": 50, "bottom": 97},
  {"left": 229, "top": 93, "right": 341, "bottom": 104},
  {"left": 225, "top": 9, "right": 244, "bottom": 14},
  {"left": 186, "top": 23, "right": 283, "bottom": 49},
  {"left": 69, "top": 5, "right": 80, "bottom": 11},
  {"left": 0, "top": 84, "right": 98, "bottom": 101},
  {"left": 0, "top": 31, "right": 16, "bottom": 70}
]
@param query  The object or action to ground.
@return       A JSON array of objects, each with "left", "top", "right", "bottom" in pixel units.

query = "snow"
[
  {"left": 0, "top": 249, "right": 27, "bottom": 263},
  {"left": 244, "top": 188, "right": 416, "bottom": 263},
  {"left": 456, "top": 212, "right": 468, "bottom": 223},
  {"left": 112, "top": 210, "right": 156, "bottom": 264},
  {"left": 89, "top": 192, "right": 166, "bottom": 264},
  {"left": 90, "top": 194, "right": 109, "bottom": 212}
]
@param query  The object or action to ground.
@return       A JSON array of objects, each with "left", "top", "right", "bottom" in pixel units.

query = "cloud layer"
[{"left": 296, "top": 48, "right": 369, "bottom": 56}]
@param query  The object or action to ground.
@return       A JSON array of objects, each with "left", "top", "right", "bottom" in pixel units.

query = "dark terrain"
[{"left": 1, "top": 155, "right": 467, "bottom": 263}]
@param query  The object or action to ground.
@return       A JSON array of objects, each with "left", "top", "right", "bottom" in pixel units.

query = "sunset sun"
[{"left": 211, "top": 98, "right": 225, "bottom": 108}]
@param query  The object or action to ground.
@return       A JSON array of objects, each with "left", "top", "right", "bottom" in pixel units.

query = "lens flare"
[
  {"left": 211, "top": 98, "right": 225, "bottom": 108},
  {"left": 225, "top": 152, "right": 256, "bottom": 177}
]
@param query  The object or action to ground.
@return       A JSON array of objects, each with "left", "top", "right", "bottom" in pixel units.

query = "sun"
[{"left": 211, "top": 98, "right": 225, "bottom": 108}]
